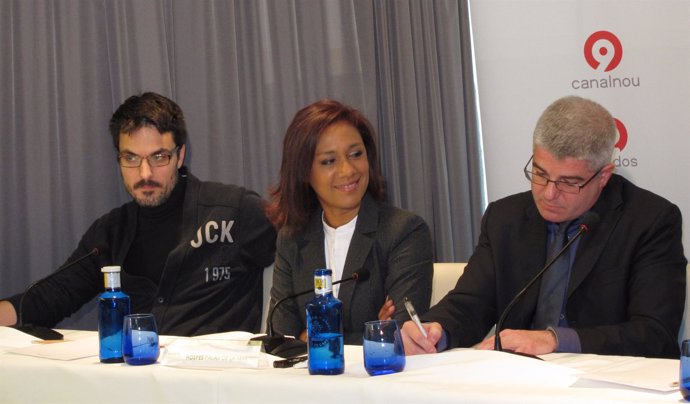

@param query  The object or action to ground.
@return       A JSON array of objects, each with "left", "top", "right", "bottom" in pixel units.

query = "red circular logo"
[
  {"left": 584, "top": 31, "right": 623, "bottom": 72},
  {"left": 614, "top": 118, "right": 628, "bottom": 151}
]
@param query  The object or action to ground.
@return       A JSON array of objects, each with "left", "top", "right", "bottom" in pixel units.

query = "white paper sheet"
[
  {"left": 0, "top": 326, "right": 41, "bottom": 353},
  {"left": 544, "top": 353, "right": 679, "bottom": 392},
  {"left": 7, "top": 334, "right": 99, "bottom": 360},
  {"left": 401, "top": 348, "right": 582, "bottom": 389}
]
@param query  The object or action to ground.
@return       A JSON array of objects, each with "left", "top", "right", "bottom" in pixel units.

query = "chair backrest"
[
  {"left": 431, "top": 263, "right": 466, "bottom": 306},
  {"left": 261, "top": 264, "right": 274, "bottom": 333}
]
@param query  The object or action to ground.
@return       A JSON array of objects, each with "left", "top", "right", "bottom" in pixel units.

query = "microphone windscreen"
[
  {"left": 354, "top": 269, "right": 371, "bottom": 282},
  {"left": 581, "top": 211, "right": 600, "bottom": 232}
]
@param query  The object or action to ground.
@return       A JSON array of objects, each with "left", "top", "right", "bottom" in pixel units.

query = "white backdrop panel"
[{"left": 471, "top": 0, "right": 690, "bottom": 251}]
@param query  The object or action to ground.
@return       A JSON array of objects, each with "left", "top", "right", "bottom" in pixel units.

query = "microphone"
[
  {"left": 252, "top": 268, "right": 371, "bottom": 358},
  {"left": 13, "top": 246, "right": 105, "bottom": 340},
  {"left": 493, "top": 212, "right": 600, "bottom": 354}
]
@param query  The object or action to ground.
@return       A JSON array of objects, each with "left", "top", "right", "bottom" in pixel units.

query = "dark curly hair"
[{"left": 108, "top": 92, "right": 187, "bottom": 150}]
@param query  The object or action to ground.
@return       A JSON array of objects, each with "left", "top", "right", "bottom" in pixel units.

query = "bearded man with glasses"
[
  {"left": 402, "top": 95, "right": 686, "bottom": 358},
  {"left": 0, "top": 92, "right": 276, "bottom": 337}
]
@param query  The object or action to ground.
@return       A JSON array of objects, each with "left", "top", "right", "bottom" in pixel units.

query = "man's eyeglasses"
[
  {"left": 523, "top": 155, "right": 603, "bottom": 194},
  {"left": 118, "top": 146, "right": 179, "bottom": 168}
]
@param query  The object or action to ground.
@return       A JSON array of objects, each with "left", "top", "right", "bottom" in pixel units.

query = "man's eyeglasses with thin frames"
[
  {"left": 523, "top": 155, "right": 603, "bottom": 194},
  {"left": 118, "top": 146, "right": 179, "bottom": 168}
]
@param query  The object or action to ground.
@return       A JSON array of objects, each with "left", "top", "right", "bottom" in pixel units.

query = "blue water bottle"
[
  {"left": 306, "top": 268, "right": 344, "bottom": 375},
  {"left": 98, "top": 266, "right": 131, "bottom": 363}
]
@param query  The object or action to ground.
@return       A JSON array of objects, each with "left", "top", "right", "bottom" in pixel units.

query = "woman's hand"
[{"left": 378, "top": 296, "right": 395, "bottom": 320}]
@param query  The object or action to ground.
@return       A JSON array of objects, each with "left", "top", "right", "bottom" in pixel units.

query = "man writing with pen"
[{"left": 401, "top": 95, "right": 685, "bottom": 358}]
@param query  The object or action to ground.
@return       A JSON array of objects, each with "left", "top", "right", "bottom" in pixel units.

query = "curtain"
[{"left": 0, "top": 0, "right": 482, "bottom": 329}]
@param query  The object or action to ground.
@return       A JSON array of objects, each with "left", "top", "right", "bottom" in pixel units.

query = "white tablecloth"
[{"left": 0, "top": 328, "right": 682, "bottom": 403}]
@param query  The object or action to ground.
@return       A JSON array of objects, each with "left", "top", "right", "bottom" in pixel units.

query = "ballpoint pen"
[{"left": 403, "top": 297, "right": 428, "bottom": 338}]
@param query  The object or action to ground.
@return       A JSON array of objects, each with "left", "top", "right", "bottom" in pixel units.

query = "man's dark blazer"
[
  {"left": 271, "top": 193, "right": 433, "bottom": 345},
  {"left": 424, "top": 174, "right": 686, "bottom": 358}
]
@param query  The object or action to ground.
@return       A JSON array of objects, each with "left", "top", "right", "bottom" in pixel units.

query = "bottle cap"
[
  {"left": 314, "top": 268, "right": 332, "bottom": 277},
  {"left": 101, "top": 266, "right": 121, "bottom": 273},
  {"left": 314, "top": 268, "right": 333, "bottom": 294}
]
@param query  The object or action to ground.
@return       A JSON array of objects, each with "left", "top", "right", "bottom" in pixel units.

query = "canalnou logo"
[
  {"left": 584, "top": 31, "right": 623, "bottom": 72},
  {"left": 572, "top": 30, "right": 640, "bottom": 90}
]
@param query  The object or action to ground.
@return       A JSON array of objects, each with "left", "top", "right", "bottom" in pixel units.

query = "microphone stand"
[
  {"left": 250, "top": 289, "right": 313, "bottom": 358},
  {"left": 252, "top": 271, "right": 367, "bottom": 358}
]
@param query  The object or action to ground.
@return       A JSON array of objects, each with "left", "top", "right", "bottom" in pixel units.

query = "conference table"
[{"left": 0, "top": 328, "right": 683, "bottom": 403}]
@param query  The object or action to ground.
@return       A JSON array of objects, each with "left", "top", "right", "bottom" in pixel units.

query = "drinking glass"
[
  {"left": 681, "top": 340, "right": 690, "bottom": 400},
  {"left": 122, "top": 313, "right": 160, "bottom": 365},
  {"left": 363, "top": 320, "right": 405, "bottom": 376}
]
